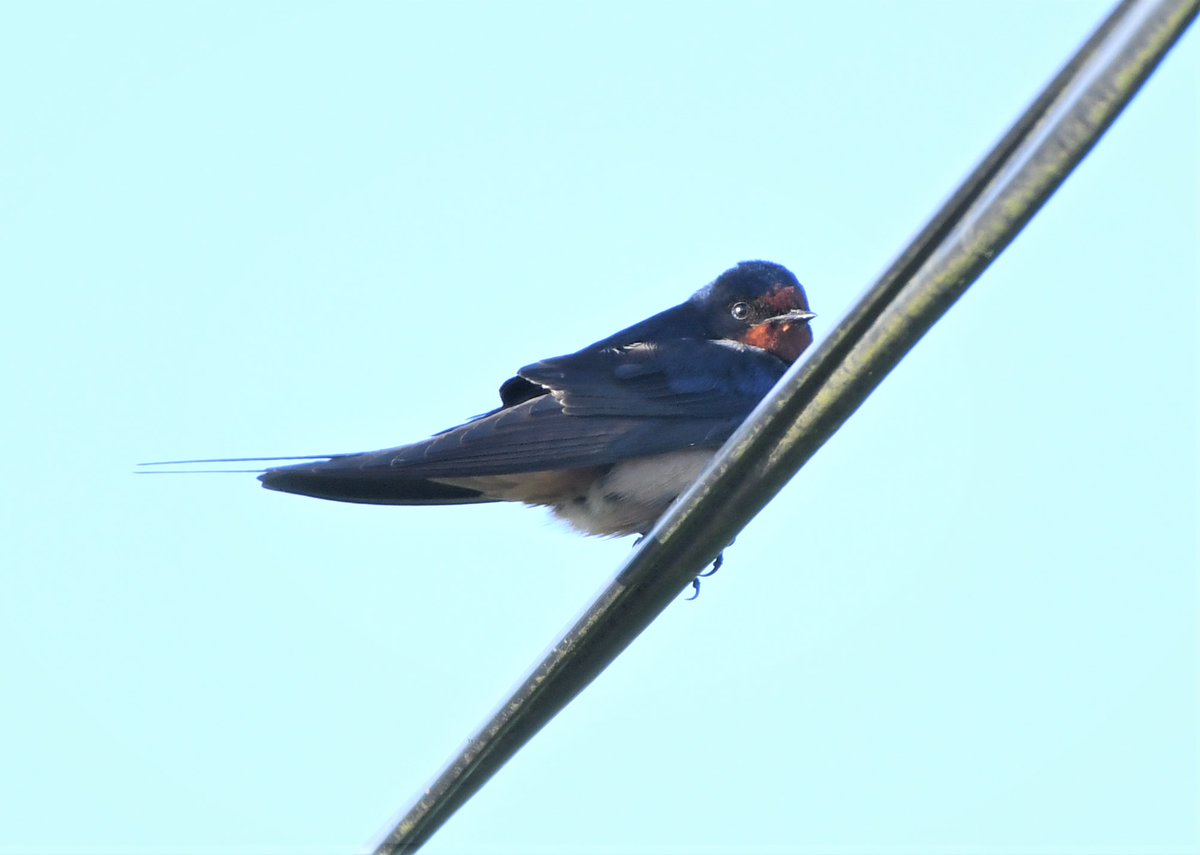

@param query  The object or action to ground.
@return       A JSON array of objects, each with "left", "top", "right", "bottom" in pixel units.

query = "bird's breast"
[{"left": 550, "top": 448, "right": 716, "bottom": 537}]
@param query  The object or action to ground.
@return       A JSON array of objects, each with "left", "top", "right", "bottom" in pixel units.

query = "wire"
[{"left": 370, "top": 1, "right": 1199, "bottom": 851}]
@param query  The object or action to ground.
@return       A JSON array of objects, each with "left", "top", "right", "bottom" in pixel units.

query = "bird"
[{"left": 145, "top": 260, "right": 815, "bottom": 592}]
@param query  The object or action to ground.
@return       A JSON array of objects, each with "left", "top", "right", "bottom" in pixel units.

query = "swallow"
[{"left": 145, "top": 261, "right": 815, "bottom": 590}]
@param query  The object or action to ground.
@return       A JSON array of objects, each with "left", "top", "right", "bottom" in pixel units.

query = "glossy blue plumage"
[{"left": 259, "top": 260, "right": 814, "bottom": 536}]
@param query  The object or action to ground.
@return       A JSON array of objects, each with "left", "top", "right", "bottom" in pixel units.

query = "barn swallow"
[{"left": 146, "top": 261, "right": 814, "bottom": 588}]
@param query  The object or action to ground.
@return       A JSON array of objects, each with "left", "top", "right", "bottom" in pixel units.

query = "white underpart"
[{"left": 550, "top": 448, "right": 715, "bottom": 537}]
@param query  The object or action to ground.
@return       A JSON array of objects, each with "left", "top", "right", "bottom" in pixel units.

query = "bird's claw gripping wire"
[
  {"left": 634, "top": 535, "right": 727, "bottom": 600},
  {"left": 686, "top": 551, "right": 725, "bottom": 600},
  {"left": 698, "top": 552, "right": 723, "bottom": 577}
]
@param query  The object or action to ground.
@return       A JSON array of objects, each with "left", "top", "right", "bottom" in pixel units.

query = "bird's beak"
[{"left": 768, "top": 309, "right": 816, "bottom": 324}]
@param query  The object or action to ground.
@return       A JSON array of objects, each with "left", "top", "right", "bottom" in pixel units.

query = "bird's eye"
[{"left": 730, "top": 302, "right": 751, "bottom": 321}]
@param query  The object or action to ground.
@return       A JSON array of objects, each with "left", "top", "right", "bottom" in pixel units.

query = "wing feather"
[{"left": 261, "top": 337, "right": 785, "bottom": 487}]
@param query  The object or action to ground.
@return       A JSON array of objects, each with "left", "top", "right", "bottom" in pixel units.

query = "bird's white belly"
[{"left": 549, "top": 448, "right": 715, "bottom": 537}]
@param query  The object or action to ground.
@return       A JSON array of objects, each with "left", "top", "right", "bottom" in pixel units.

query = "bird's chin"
[
  {"left": 740, "top": 321, "right": 814, "bottom": 363},
  {"left": 774, "top": 323, "right": 814, "bottom": 362}
]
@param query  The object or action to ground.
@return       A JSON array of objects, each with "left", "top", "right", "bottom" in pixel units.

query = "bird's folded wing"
[
  {"left": 274, "top": 339, "right": 788, "bottom": 479},
  {"left": 319, "top": 398, "right": 739, "bottom": 478},
  {"left": 518, "top": 338, "right": 785, "bottom": 419}
]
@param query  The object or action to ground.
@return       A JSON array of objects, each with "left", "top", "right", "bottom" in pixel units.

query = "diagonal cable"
[{"left": 372, "top": 0, "right": 1198, "bottom": 851}]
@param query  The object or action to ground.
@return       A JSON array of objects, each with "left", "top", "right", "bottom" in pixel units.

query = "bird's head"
[{"left": 691, "top": 260, "right": 816, "bottom": 363}]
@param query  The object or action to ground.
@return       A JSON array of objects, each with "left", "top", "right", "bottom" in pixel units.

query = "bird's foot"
[
  {"left": 698, "top": 551, "right": 723, "bottom": 578},
  {"left": 687, "top": 550, "right": 725, "bottom": 600}
]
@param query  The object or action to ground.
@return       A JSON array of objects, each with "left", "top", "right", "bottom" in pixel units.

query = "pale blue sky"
[{"left": 1, "top": 3, "right": 1196, "bottom": 853}]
